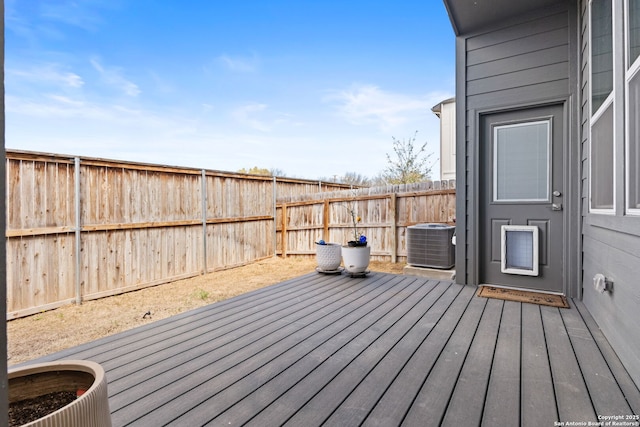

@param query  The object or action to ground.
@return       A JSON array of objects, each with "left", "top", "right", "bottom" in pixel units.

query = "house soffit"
[{"left": 443, "top": 0, "right": 563, "bottom": 36}]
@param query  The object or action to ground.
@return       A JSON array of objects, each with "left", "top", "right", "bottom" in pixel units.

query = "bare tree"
[
  {"left": 340, "top": 172, "right": 371, "bottom": 187},
  {"left": 369, "top": 172, "right": 389, "bottom": 187},
  {"left": 318, "top": 173, "right": 371, "bottom": 186},
  {"left": 383, "top": 131, "right": 435, "bottom": 184},
  {"left": 269, "top": 168, "right": 287, "bottom": 177},
  {"left": 318, "top": 175, "right": 340, "bottom": 183}
]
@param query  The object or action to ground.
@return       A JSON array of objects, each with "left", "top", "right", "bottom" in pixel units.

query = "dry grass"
[{"left": 8, "top": 257, "right": 406, "bottom": 366}]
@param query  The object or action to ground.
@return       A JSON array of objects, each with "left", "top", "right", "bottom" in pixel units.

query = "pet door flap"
[{"left": 501, "top": 225, "right": 539, "bottom": 276}]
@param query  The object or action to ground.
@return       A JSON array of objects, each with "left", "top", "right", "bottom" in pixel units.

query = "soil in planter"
[{"left": 9, "top": 390, "right": 77, "bottom": 427}]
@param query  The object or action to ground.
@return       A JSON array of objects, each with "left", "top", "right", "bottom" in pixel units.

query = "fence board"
[
  {"left": 6, "top": 150, "right": 352, "bottom": 319},
  {"left": 5, "top": 150, "right": 455, "bottom": 318},
  {"left": 276, "top": 182, "right": 456, "bottom": 262}
]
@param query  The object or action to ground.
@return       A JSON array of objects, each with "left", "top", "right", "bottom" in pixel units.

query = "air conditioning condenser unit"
[{"left": 407, "top": 223, "right": 455, "bottom": 269}]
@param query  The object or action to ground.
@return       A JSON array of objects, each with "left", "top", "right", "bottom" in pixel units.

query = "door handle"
[{"left": 551, "top": 203, "right": 563, "bottom": 211}]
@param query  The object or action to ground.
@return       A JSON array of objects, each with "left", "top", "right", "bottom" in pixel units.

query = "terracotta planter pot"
[
  {"left": 316, "top": 243, "right": 343, "bottom": 271},
  {"left": 9, "top": 360, "right": 112, "bottom": 427},
  {"left": 342, "top": 245, "right": 371, "bottom": 274}
]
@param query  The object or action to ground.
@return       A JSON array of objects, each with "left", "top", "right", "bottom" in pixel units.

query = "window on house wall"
[
  {"left": 592, "top": 0, "right": 614, "bottom": 111},
  {"left": 590, "top": 0, "right": 615, "bottom": 212},
  {"left": 592, "top": 105, "right": 615, "bottom": 209},
  {"left": 627, "top": 0, "right": 640, "bottom": 212},
  {"left": 629, "top": 0, "right": 640, "bottom": 64}
]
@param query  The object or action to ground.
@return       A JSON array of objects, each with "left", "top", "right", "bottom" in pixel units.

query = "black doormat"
[{"left": 477, "top": 285, "right": 569, "bottom": 308}]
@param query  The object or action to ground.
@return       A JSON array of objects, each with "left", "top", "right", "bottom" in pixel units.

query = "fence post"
[
  {"left": 281, "top": 204, "right": 287, "bottom": 258},
  {"left": 323, "top": 200, "right": 330, "bottom": 241},
  {"left": 201, "top": 169, "right": 207, "bottom": 274},
  {"left": 1, "top": 113, "right": 7, "bottom": 427},
  {"left": 273, "top": 176, "right": 277, "bottom": 257},
  {"left": 390, "top": 193, "right": 397, "bottom": 263},
  {"left": 74, "top": 157, "right": 82, "bottom": 305}
]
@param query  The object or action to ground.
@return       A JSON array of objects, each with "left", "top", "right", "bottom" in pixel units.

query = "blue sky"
[{"left": 5, "top": 0, "right": 455, "bottom": 180}]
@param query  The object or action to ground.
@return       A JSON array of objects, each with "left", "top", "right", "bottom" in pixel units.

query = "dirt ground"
[{"left": 7, "top": 257, "right": 406, "bottom": 366}]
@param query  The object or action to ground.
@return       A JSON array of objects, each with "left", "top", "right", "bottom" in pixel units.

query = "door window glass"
[{"left": 493, "top": 121, "right": 550, "bottom": 202}]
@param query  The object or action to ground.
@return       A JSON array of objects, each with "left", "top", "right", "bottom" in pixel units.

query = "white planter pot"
[
  {"left": 316, "top": 243, "right": 342, "bottom": 271},
  {"left": 9, "top": 360, "right": 112, "bottom": 427},
  {"left": 341, "top": 245, "right": 371, "bottom": 274}
]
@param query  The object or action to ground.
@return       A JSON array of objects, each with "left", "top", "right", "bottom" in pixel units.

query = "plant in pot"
[
  {"left": 315, "top": 239, "right": 343, "bottom": 272},
  {"left": 8, "top": 360, "right": 112, "bottom": 427},
  {"left": 341, "top": 197, "right": 371, "bottom": 275}
]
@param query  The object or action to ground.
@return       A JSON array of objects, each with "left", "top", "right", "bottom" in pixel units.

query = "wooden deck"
[{"left": 30, "top": 272, "right": 640, "bottom": 426}]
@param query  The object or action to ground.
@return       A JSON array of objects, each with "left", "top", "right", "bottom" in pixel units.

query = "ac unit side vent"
[{"left": 407, "top": 223, "right": 455, "bottom": 269}]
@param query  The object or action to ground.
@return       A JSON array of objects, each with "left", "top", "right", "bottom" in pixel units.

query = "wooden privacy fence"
[
  {"left": 276, "top": 181, "right": 456, "bottom": 262},
  {"left": 6, "top": 150, "right": 353, "bottom": 319}
]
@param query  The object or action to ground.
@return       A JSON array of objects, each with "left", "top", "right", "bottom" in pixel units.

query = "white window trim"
[
  {"left": 626, "top": 0, "right": 640, "bottom": 215},
  {"left": 626, "top": 62, "right": 640, "bottom": 214},
  {"left": 589, "top": 0, "right": 617, "bottom": 215}
]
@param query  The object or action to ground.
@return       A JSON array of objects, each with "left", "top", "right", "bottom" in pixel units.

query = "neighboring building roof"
[
  {"left": 431, "top": 97, "right": 455, "bottom": 116},
  {"left": 442, "top": 0, "right": 561, "bottom": 35}
]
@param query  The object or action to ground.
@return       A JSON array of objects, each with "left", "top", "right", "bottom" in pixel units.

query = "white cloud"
[
  {"left": 148, "top": 71, "right": 175, "bottom": 94},
  {"left": 39, "top": 0, "right": 120, "bottom": 32},
  {"left": 90, "top": 57, "right": 141, "bottom": 97},
  {"left": 7, "top": 64, "right": 84, "bottom": 88},
  {"left": 326, "top": 84, "right": 451, "bottom": 131},
  {"left": 6, "top": 92, "right": 180, "bottom": 132},
  {"left": 230, "top": 103, "right": 298, "bottom": 132},
  {"left": 63, "top": 73, "right": 83, "bottom": 88},
  {"left": 232, "top": 103, "right": 271, "bottom": 132},
  {"left": 7, "top": 94, "right": 113, "bottom": 121},
  {"left": 46, "top": 94, "right": 85, "bottom": 107},
  {"left": 217, "top": 53, "right": 260, "bottom": 73}
]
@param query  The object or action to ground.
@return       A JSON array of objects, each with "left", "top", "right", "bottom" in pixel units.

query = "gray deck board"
[
  {"left": 321, "top": 282, "right": 461, "bottom": 427},
  {"left": 105, "top": 277, "right": 348, "bottom": 389},
  {"left": 362, "top": 284, "right": 476, "bottom": 427},
  {"left": 108, "top": 274, "right": 365, "bottom": 397},
  {"left": 190, "top": 276, "right": 430, "bottom": 426},
  {"left": 120, "top": 274, "right": 408, "bottom": 426},
  {"left": 278, "top": 278, "right": 445, "bottom": 427},
  {"left": 561, "top": 299, "right": 634, "bottom": 416},
  {"left": 401, "top": 294, "right": 488, "bottom": 426},
  {"left": 231, "top": 278, "right": 448, "bottom": 427},
  {"left": 542, "top": 305, "right": 596, "bottom": 422},
  {"left": 441, "top": 297, "right": 502, "bottom": 426},
  {"left": 482, "top": 300, "right": 521, "bottom": 426},
  {"left": 521, "top": 303, "right": 559, "bottom": 426},
  {"left": 22, "top": 271, "right": 640, "bottom": 427}
]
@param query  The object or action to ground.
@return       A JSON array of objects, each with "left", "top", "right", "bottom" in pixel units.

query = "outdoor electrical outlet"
[{"left": 593, "top": 274, "right": 613, "bottom": 293}]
